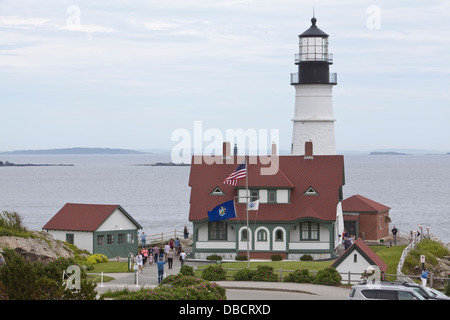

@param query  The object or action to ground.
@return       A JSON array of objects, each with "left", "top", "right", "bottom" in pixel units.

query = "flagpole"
[{"left": 245, "top": 155, "right": 250, "bottom": 268}]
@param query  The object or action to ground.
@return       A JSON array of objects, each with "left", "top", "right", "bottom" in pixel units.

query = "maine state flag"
[{"left": 208, "top": 199, "right": 236, "bottom": 222}]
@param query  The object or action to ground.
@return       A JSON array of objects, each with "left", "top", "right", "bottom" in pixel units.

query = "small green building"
[{"left": 43, "top": 203, "right": 142, "bottom": 258}]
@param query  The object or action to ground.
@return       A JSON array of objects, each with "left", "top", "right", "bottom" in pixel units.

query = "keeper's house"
[
  {"left": 43, "top": 203, "right": 142, "bottom": 258},
  {"left": 188, "top": 142, "right": 346, "bottom": 260}
]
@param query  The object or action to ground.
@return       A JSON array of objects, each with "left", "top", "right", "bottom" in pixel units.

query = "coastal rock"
[{"left": 0, "top": 231, "right": 74, "bottom": 264}]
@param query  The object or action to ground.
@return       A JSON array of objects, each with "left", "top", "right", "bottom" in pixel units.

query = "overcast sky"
[{"left": 1, "top": 0, "right": 449, "bottom": 153}]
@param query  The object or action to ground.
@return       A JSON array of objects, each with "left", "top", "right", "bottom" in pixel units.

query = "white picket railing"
[{"left": 396, "top": 227, "right": 429, "bottom": 283}]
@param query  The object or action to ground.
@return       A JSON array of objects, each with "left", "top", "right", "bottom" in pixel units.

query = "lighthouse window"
[{"left": 300, "top": 37, "right": 328, "bottom": 61}]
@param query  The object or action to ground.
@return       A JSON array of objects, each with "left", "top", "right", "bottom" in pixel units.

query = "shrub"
[
  {"left": 284, "top": 268, "right": 314, "bottom": 283},
  {"left": 86, "top": 254, "right": 108, "bottom": 264},
  {"left": 201, "top": 265, "right": 227, "bottom": 281},
  {"left": 300, "top": 254, "right": 313, "bottom": 261},
  {"left": 0, "top": 211, "right": 31, "bottom": 237},
  {"left": 162, "top": 274, "right": 205, "bottom": 287},
  {"left": 233, "top": 268, "right": 256, "bottom": 281},
  {"left": 252, "top": 265, "right": 278, "bottom": 282},
  {"left": 206, "top": 254, "right": 222, "bottom": 261},
  {"left": 271, "top": 254, "right": 283, "bottom": 261},
  {"left": 312, "top": 267, "right": 342, "bottom": 286},
  {"left": 0, "top": 250, "right": 96, "bottom": 300},
  {"left": 235, "top": 254, "right": 248, "bottom": 261},
  {"left": 116, "top": 274, "right": 227, "bottom": 300},
  {"left": 179, "top": 265, "right": 195, "bottom": 276}
]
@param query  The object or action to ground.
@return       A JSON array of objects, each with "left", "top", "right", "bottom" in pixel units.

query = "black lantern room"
[{"left": 291, "top": 17, "right": 337, "bottom": 85}]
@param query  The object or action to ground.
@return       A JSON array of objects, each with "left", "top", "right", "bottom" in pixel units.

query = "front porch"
[{"left": 191, "top": 219, "right": 340, "bottom": 260}]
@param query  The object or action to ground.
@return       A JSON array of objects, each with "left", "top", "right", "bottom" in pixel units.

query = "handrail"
[
  {"left": 138, "top": 229, "right": 185, "bottom": 246},
  {"left": 396, "top": 227, "right": 428, "bottom": 283}
]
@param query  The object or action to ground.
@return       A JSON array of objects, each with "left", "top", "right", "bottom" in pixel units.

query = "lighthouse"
[{"left": 290, "top": 16, "right": 337, "bottom": 155}]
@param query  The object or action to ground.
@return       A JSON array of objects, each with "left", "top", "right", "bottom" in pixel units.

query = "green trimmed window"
[
  {"left": 257, "top": 229, "right": 268, "bottom": 241},
  {"left": 301, "top": 222, "right": 319, "bottom": 240},
  {"left": 268, "top": 190, "right": 276, "bottom": 203},
  {"left": 209, "top": 221, "right": 227, "bottom": 240}
]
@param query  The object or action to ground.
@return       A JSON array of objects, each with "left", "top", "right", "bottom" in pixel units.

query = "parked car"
[
  {"left": 348, "top": 282, "right": 425, "bottom": 300},
  {"left": 427, "top": 287, "right": 450, "bottom": 300},
  {"left": 382, "top": 281, "right": 450, "bottom": 300}
]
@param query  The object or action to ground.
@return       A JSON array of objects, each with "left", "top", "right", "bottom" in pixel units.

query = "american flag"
[{"left": 223, "top": 163, "right": 246, "bottom": 186}]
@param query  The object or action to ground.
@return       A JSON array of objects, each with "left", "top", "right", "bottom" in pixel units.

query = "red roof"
[
  {"left": 42, "top": 203, "right": 141, "bottom": 232},
  {"left": 188, "top": 155, "right": 345, "bottom": 222},
  {"left": 332, "top": 238, "right": 388, "bottom": 272},
  {"left": 342, "top": 194, "right": 390, "bottom": 213}
]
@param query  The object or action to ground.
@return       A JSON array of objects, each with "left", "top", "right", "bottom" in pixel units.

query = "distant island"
[
  {"left": 0, "top": 147, "right": 147, "bottom": 155},
  {"left": 135, "top": 162, "right": 190, "bottom": 167},
  {"left": 370, "top": 151, "right": 410, "bottom": 155},
  {"left": 0, "top": 161, "right": 74, "bottom": 167}
]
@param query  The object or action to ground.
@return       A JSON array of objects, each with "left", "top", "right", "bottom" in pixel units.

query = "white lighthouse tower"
[{"left": 291, "top": 16, "right": 337, "bottom": 155}]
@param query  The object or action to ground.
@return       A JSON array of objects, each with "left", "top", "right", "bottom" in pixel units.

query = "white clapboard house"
[{"left": 43, "top": 203, "right": 142, "bottom": 258}]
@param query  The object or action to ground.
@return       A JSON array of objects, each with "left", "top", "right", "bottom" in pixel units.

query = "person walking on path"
[
  {"left": 164, "top": 243, "right": 170, "bottom": 261},
  {"left": 174, "top": 238, "right": 180, "bottom": 255},
  {"left": 167, "top": 249, "right": 174, "bottom": 269},
  {"left": 156, "top": 258, "right": 166, "bottom": 284},
  {"left": 184, "top": 226, "right": 189, "bottom": 239},
  {"left": 135, "top": 252, "right": 143, "bottom": 274},
  {"left": 180, "top": 249, "right": 186, "bottom": 267},
  {"left": 153, "top": 245, "right": 159, "bottom": 264}
]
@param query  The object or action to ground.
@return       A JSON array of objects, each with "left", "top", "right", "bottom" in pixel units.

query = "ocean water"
[{"left": 0, "top": 153, "right": 449, "bottom": 243}]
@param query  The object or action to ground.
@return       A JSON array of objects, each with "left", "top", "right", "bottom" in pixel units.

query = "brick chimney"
[
  {"left": 223, "top": 141, "right": 231, "bottom": 159},
  {"left": 305, "top": 141, "right": 313, "bottom": 159}
]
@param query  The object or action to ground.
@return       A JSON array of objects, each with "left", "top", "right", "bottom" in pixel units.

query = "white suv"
[{"left": 348, "top": 282, "right": 425, "bottom": 300}]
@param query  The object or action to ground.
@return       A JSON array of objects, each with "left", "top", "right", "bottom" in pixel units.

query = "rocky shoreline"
[{"left": 0, "top": 231, "right": 74, "bottom": 264}]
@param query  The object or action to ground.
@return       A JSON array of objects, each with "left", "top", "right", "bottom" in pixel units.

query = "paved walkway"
[{"left": 93, "top": 259, "right": 351, "bottom": 300}]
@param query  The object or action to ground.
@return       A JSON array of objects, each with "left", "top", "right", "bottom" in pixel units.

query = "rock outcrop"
[{"left": 0, "top": 231, "right": 74, "bottom": 264}]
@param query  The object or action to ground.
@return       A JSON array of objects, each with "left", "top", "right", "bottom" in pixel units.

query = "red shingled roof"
[
  {"left": 42, "top": 203, "right": 141, "bottom": 232},
  {"left": 188, "top": 155, "right": 345, "bottom": 222},
  {"left": 332, "top": 237, "right": 388, "bottom": 272},
  {"left": 342, "top": 194, "right": 390, "bottom": 213}
]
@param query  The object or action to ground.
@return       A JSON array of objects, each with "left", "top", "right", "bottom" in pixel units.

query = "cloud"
[
  {"left": 62, "top": 24, "right": 114, "bottom": 33},
  {"left": 0, "top": 14, "right": 113, "bottom": 35},
  {"left": 0, "top": 16, "right": 50, "bottom": 29}
]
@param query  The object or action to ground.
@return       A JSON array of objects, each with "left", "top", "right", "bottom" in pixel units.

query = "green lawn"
[
  {"left": 195, "top": 260, "right": 334, "bottom": 279},
  {"left": 87, "top": 261, "right": 132, "bottom": 273},
  {"left": 368, "top": 245, "right": 406, "bottom": 280}
]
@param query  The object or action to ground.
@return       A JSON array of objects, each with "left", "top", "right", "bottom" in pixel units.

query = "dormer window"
[
  {"left": 268, "top": 190, "right": 276, "bottom": 203},
  {"left": 304, "top": 186, "right": 318, "bottom": 196},
  {"left": 210, "top": 186, "right": 225, "bottom": 195}
]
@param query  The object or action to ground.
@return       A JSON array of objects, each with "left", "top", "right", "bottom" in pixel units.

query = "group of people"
[
  {"left": 342, "top": 229, "right": 356, "bottom": 250},
  {"left": 133, "top": 236, "right": 187, "bottom": 284}
]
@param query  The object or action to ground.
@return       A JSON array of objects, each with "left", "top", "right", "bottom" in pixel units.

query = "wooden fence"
[
  {"left": 193, "top": 267, "right": 449, "bottom": 289},
  {"left": 138, "top": 229, "right": 184, "bottom": 246}
]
